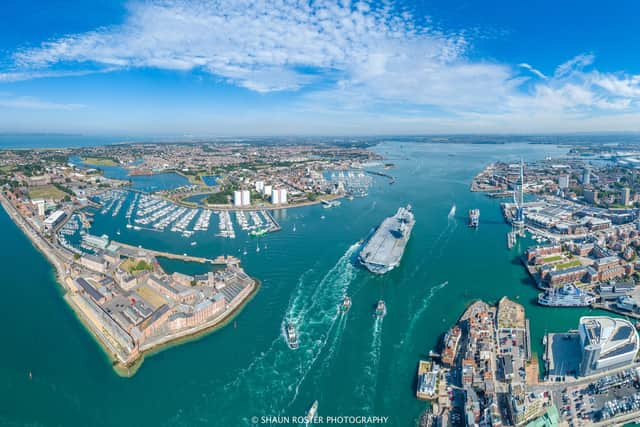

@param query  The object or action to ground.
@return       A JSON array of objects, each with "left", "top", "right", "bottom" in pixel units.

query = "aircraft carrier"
[{"left": 359, "top": 205, "right": 415, "bottom": 274}]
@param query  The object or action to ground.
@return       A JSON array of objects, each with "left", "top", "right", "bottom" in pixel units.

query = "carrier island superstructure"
[{"left": 359, "top": 205, "right": 415, "bottom": 274}]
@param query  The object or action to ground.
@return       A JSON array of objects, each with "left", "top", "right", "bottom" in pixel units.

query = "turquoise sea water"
[{"left": 0, "top": 142, "right": 608, "bottom": 426}]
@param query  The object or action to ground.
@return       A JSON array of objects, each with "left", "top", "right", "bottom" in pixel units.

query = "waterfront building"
[
  {"left": 140, "top": 304, "right": 171, "bottom": 338},
  {"left": 525, "top": 244, "right": 561, "bottom": 264},
  {"left": 598, "top": 281, "right": 635, "bottom": 300},
  {"left": 542, "top": 265, "right": 588, "bottom": 286},
  {"left": 263, "top": 184, "right": 272, "bottom": 197},
  {"left": 254, "top": 180, "right": 264, "bottom": 192},
  {"left": 579, "top": 316, "right": 639, "bottom": 376},
  {"left": 416, "top": 360, "right": 439, "bottom": 400},
  {"left": 167, "top": 294, "right": 226, "bottom": 330},
  {"left": 441, "top": 325, "right": 461, "bottom": 366},
  {"left": 614, "top": 295, "right": 640, "bottom": 313},
  {"left": 82, "top": 233, "right": 110, "bottom": 250},
  {"left": 43, "top": 209, "right": 66, "bottom": 231},
  {"left": 172, "top": 272, "right": 194, "bottom": 287}
]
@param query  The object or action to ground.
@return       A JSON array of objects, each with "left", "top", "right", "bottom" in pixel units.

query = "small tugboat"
[
  {"left": 286, "top": 323, "right": 299, "bottom": 350},
  {"left": 306, "top": 400, "right": 318, "bottom": 425},
  {"left": 340, "top": 296, "right": 352, "bottom": 313},
  {"left": 375, "top": 300, "right": 387, "bottom": 318}
]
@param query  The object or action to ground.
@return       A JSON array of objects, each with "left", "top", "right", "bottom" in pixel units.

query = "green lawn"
[
  {"left": 555, "top": 260, "right": 582, "bottom": 270},
  {"left": 28, "top": 185, "right": 67, "bottom": 200},
  {"left": 543, "top": 255, "right": 563, "bottom": 263}
]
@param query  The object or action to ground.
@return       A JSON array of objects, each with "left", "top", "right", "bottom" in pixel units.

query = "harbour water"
[{"left": 0, "top": 141, "right": 608, "bottom": 426}]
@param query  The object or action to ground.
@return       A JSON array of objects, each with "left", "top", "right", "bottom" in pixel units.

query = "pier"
[
  {"left": 365, "top": 169, "right": 395, "bottom": 184},
  {"left": 112, "top": 240, "right": 239, "bottom": 265}
]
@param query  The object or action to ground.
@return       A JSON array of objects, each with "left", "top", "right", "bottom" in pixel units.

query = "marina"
[{"left": 91, "top": 190, "right": 281, "bottom": 240}]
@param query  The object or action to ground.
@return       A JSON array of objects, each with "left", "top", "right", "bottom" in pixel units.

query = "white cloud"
[
  {"left": 2, "top": 0, "right": 640, "bottom": 132},
  {"left": 6, "top": 0, "right": 473, "bottom": 94},
  {"left": 518, "top": 63, "right": 547, "bottom": 80}
]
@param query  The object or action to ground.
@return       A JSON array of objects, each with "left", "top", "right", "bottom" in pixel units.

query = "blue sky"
[{"left": 1, "top": 0, "right": 640, "bottom": 136}]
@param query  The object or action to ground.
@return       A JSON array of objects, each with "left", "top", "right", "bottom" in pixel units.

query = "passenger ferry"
[{"left": 537, "top": 284, "right": 596, "bottom": 307}]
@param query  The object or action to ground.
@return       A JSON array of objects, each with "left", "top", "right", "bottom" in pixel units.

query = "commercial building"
[
  {"left": 44, "top": 210, "right": 66, "bottom": 231},
  {"left": 32, "top": 199, "right": 46, "bottom": 217},
  {"left": 270, "top": 188, "right": 288, "bottom": 204},
  {"left": 233, "top": 190, "right": 242, "bottom": 207},
  {"left": 233, "top": 190, "right": 251, "bottom": 207},
  {"left": 558, "top": 175, "right": 569, "bottom": 189},
  {"left": 263, "top": 184, "right": 272, "bottom": 198},
  {"left": 79, "top": 254, "right": 107, "bottom": 274},
  {"left": 82, "top": 233, "right": 110, "bottom": 251},
  {"left": 584, "top": 189, "right": 598, "bottom": 204},
  {"left": 271, "top": 188, "right": 280, "bottom": 204},
  {"left": 542, "top": 265, "right": 588, "bottom": 286},
  {"left": 579, "top": 316, "right": 639, "bottom": 376},
  {"left": 241, "top": 190, "right": 250, "bottom": 206},
  {"left": 278, "top": 188, "right": 287, "bottom": 204},
  {"left": 583, "top": 167, "right": 591, "bottom": 186},
  {"left": 623, "top": 187, "right": 631, "bottom": 206},
  {"left": 254, "top": 180, "right": 264, "bottom": 193}
]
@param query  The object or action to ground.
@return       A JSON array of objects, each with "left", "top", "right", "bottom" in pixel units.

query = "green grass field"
[
  {"left": 543, "top": 255, "right": 563, "bottom": 263},
  {"left": 555, "top": 260, "right": 582, "bottom": 270},
  {"left": 28, "top": 185, "right": 67, "bottom": 200}
]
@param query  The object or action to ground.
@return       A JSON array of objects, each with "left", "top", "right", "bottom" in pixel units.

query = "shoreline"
[{"left": 0, "top": 192, "right": 261, "bottom": 377}]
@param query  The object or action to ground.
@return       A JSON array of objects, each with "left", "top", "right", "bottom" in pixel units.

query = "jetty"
[
  {"left": 365, "top": 169, "right": 395, "bottom": 184},
  {"left": 112, "top": 240, "right": 239, "bottom": 265}
]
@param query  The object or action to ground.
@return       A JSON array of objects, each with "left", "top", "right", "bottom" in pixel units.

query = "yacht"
[
  {"left": 286, "top": 323, "right": 299, "bottom": 350},
  {"left": 340, "top": 296, "right": 352, "bottom": 313},
  {"left": 375, "top": 300, "right": 387, "bottom": 318},
  {"left": 306, "top": 401, "right": 318, "bottom": 424}
]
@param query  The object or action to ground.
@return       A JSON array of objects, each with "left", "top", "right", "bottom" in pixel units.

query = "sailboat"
[
  {"left": 293, "top": 224, "right": 297, "bottom": 232},
  {"left": 256, "top": 242, "right": 260, "bottom": 253},
  {"left": 243, "top": 248, "right": 248, "bottom": 255}
]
